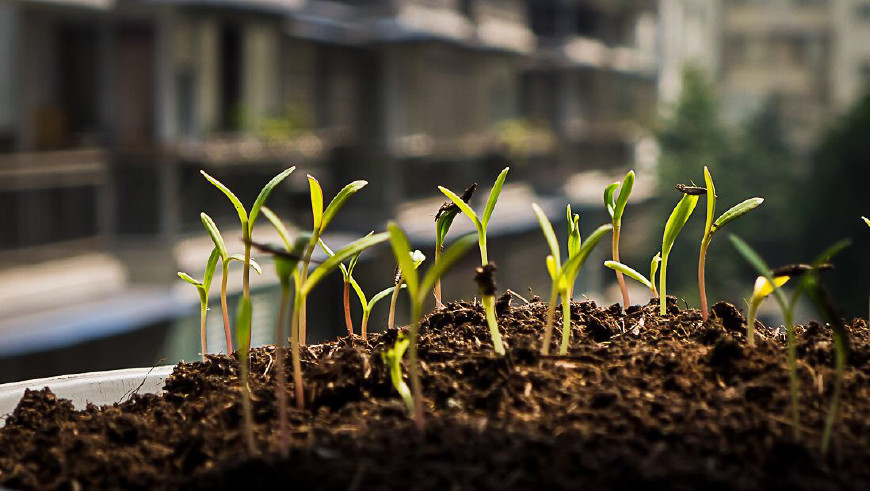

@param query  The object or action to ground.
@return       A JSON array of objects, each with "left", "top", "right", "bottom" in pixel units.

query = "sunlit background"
[{"left": 1, "top": 0, "right": 868, "bottom": 383}]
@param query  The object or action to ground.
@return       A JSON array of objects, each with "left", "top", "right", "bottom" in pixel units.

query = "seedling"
[
  {"left": 863, "top": 216, "right": 870, "bottom": 227},
  {"left": 298, "top": 177, "right": 368, "bottom": 345},
  {"left": 387, "top": 250, "right": 426, "bottom": 331},
  {"left": 381, "top": 333, "right": 414, "bottom": 415},
  {"left": 319, "top": 234, "right": 370, "bottom": 336},
  {"left": 434, "top": 183, "right": 476, "bottom": 307},
  {"left": 532, "top": 203, "right": 611, "bottom": 355},
  {"left": 201, "top": 212, "right": 263, "bottom": 353},
  {"left": 745, "top": 275, "right": 789, "bottom": 347},
  {"left": 604, "top": 170, "right": 635, "bottom": 308},
  {"left": 604, "top": 253, "right": 660, "bottom": 298},
  {"left": 201, "top": 167, "right": 294, "bottom": 454},
  {"left": 387, "top": 223, "right": 476, "bottom": 431},
  {"left": 439, "top": 167, "right": 509, "bottom": 354},
  {"left": 177, "top": 248, "right": 220, "bottom": 361},
  {"left": 352, "top": 281, "right": 405, "bottom": 338},
  {"left": 730, "top": 235, "right": 850, "bottom": 442},
  {"left": 697, "top": 167, "right": 764, "bottom": 321},
  {"left": 659, "top": 192, "right": 700, "bottom": 315}
]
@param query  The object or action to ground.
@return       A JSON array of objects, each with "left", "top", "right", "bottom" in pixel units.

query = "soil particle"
[{"left": 1, "top": 300, "right": 869, "bottom": 490}]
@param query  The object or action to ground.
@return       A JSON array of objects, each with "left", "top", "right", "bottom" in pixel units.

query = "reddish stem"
[
  {"left": 343, "top": 282, "right": 353, "bottom": 336},
  {"left": 699, "top": 243, "right": 709, "bottom": 321},
  {"left": 221, "top": 267, "right": 233, "bottom": 353},
  {"left": 612, "top": 226, "right": 630, "bottom": 309}
]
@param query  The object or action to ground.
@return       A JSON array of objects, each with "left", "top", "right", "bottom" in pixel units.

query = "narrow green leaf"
[
  {"left": 604, "top": 260, "right": 651, "bottom": 289},
  {"left": 227, "top": 254, "right": 263, "bottom": 275},
  {"left": 317, "top": 238, "right": 349, "bottom": 280},
  {"left": 303, "top": 232, "right": 390, "bottom": 296},
  {"left": 702, "top": 166, "right": 716, "bottom": 240},
  {"left": 202, "top": 248, "right": 221, "bottom": 291},
  {"left": 419, "top": 233, "right": 477, "bottom": 302},
  {"left": 236, "top": 296, "right": 252, "bottom": 354},
  {"left": 729, "top": 235, "right": 788, "bottom": 312},
  {"left": 863, "top": 216, "right": 870, "bottom": 227},
  {"left": 545, "top": 255, "right": 558, "bottom": 280},
  {"left": 604, "top": 182, "right": 619, "bottom": 218},
  {"left": 260, "top": 206, "right": 293, "bottom": 251},
  {"left": 201, "top": 170, "right": 247, "bottom": 228},
  {"left": 561, "top": 223, "right": 613, "bottom": 281},
  {"left": 248, "top": 166, "right": 295, "bottom": 233},
  {"left": 481, "top": 167, "right": 509, "bottom": 227},
  {"left": 436, "top": 211, "right": 457, "bottom": 246},
  {"left": 308, "top": 175, "right": 324, "bottom": 234},
  {"left": 439, "top": 186, "right": 481, "bottom": 232},
  {"left": 177, "top": 271, "right": 201, "bottom": 287},
  {"left": 350, "top": 277, "right": 368, "bottom": 311},
  {"left": 650, "top": 252, "right": 661, "bottom": 284},
  {"left": 662, "top": 194, "right": 699, "bottom": 256},
  {"left": 320, "top": 180, "right": 368, "bottom": 236},
  {"left": 810, "top": 238, "right": 851, "bottom": 267},
  {"left": 532, "top": 203, "right": 561, "bottom": 270},
  {"left": 200, "top": 213, "right": 228, "bottom": 261},
  {"left": 712, "top": 197, "right": 764, "bottom": 232},
  {"left": 387, "top": 223, "right": 419, "bottom": 300},
  {"left": 567, "top": 211, "right": 581, "bottom": 258},
  {"left": 613, "top": 170, "right": 635, "bottom": 221},
  {"left": 369, "top": 285, "right": 404, "bottom": 311}
]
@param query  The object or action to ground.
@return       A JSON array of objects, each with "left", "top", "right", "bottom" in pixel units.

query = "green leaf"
[
  {"left": 200, "top": 213, "right": 228, "bottom": 261},
  {"left": 545, "top": 255, "right": 558, "bottom": 280},
  {"left": 177, "top": 271, "right": 201, "bottom": 287},
  {"left": 712, "top": 197, "right": 764, "bottom": 232},
  {"left": 248, "top": 167, "right": 295, "bottom": 233},
  {"left": 369, "top": 285, "right": 404, "bottom": 311},
  {"left": 419, "top": 233, "right": 477, "bottom": 303},
  {"left": 387, "top": 223, "right": 419, "bottom": 300},
  {"left": 227, "top": 254, "right": 263, "bottom": 275},
  {"left": 350, "top": 277, "right": 368, "bottom": 311},
  {"left": 201, "top": 170, "right": 248, "bottom": 229},
  {"left": 439, "top": 186, "right": 481, "bottom": 232},
  {"left": 729, "top": 234, "right": 788, "bottom": 312},
  {"left": 481, "top": 167, "right": 509, "bottom": 227},
  {"left": 561, "top": 223, "right": 613, "bottom": 282},
  {"left": 320, "top": 180, "right": 367, "bottom": 236},
  {"left": 436, "top": 210, "right": 458, "bottom": 246},
  {"left": 260, "top": 206, "right": 293, "bottom": 251},
  {"left": 236, "top": 296, "right": 252, "bottom": 354},
  {"left": 308, "top": 175, "right": 324, "bottom": 234},
  {"left": 613, "top": 170, "right": 635, "bottom": 222},
  {"left": 303, "top": 232, "right": 389, "bottom": 296},
  {"left": 202, "top": 248, "right": 221, "bottom": 291},
  {"left": 650, "top": 252, "right": 661, "bottom": 285},
  {"left": 567, "top": 206, "right": 581, "bottom": 258},
  {"left": 604, "top": 260, "right": 651, "bottom": 290},
  {"left": 603, "top": 182, "right": 619, "bottom": 218},
  {"left": 532, "top": 203, "right": 561, "bottom": 270},
  {"left": 702, "top": 166, "right": 716, "bottom": 241},
  {"left": 662, "top": 194, "right": 699, "bottom": 256},
  {"left": 863, "top": 216, "right": 870, "bottom": 227},
  {"left": 317, "top": 238, "right": 348, "bottom": 280}
]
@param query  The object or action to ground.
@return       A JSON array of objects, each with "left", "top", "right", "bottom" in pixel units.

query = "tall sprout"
[
  {"left": 177, "top": 248, "right": 220, "bottom": 361},
  {"left": 697, "top": 167, "right": 764, "bottom": 321},
  {"left": 604, "top": 170, "right": 634, "bottom": 308},
  {"left": 532, "top": 203, "right": 611, "bottom": 355},
  {"left": 201, "top": 166, "right": 295, "bottom": 454},
  {"left": 434, "top": 183, "right": 476, "bottom": 308},
  {"left": 298, "top": 177, "right": 368, "bottom": 344},
  {"left": 387, "top": 223, "right": 476, "bottom": 431},
  {"left": 439, "top": 167, "right": 509, "bottom": 354},
  {"left": 659, "top": 192, "right": 699, "bottom": 315}
]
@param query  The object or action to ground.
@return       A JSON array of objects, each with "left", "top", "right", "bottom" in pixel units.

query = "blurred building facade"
[{"left": 0, "top": 0, "right": 659, "bottom": 381}]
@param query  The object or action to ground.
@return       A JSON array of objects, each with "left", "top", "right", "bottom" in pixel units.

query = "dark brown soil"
[{"left": 1, "top": 297, "right": 869, "bottom": 490}]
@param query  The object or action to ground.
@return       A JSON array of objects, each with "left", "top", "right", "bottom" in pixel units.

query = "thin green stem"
[
  {"left": 199, "top": 302, "right": 208, "bottom": 362},
  {"left": 659, "top": 253, "right": 669, "bottom": 316},
  {"left": 298, "top": 244, "right": 314, "bottom": 345},
  {"left": 388, "top": 279, "right": 402, "bottom": 331},
  {"left": 275, "top": 287, "right": 291, "bottom": 457},
  {"left": 478, "top": 233, "right": 488, "bottom": 265},
  {"left": 238, "top": 349, "right": 256, "bottom": 454},
  {"left": 483, "top": 294, "right": 505, "bottom": 355},
  {"left": 242, "top": 236, "right": 252, "bottom": 352},
  {"left": 361, "top": 310, "right": 370, "bottom": 338},
  {"left": 541, "top": 282, "right": 560, "bottom": 355},
  {"left": 291, "top": 293, "right": 305, "bottom": 410},
  {"left": 409, "top": 303, "right": 425, "bottom": 432},
  {"left": 220, "top": 264, "right": 233, "bottom": 353},
  {"left": 699, "top": 239, "right": 710, "bottom": 321},
  {"left": 559, "top": 291, "right": 571, "bottom": 355},
  {"left": 434, "top": 244, "right": 443, "bottom": 308},
  {"left": 747, "top": 300, "right": 760, "bottom": 347},
  {"left": 612, "top": 224, "right": 629, "bottom": 309}
]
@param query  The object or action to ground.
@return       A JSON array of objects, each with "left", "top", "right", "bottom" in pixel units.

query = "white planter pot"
[{"left": 0, "top": 366, "right": 175, "bottom": 427}]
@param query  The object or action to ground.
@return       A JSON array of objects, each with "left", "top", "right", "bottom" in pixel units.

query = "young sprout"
[
  {"left": 604, "top": 254, "right": 660, "bottom": 298},
  {"left": 298, "top": 177, "right": 368, "bottom": 345},
  {"left": 604, "top": 170, "right": 635, "bottom": 308},
  {"left": 387, "top": 223, "right": 476, "bottom": 431},
  {"left": 434, "top": 183, "right": 476, "bottom": 308},
  {"left": 381, "top": 333, "right": 414, "bottom": 415},
  {"left": 659, "top": 192, "right": 700, "bottom": 315},
  {"left": 697, "top": 166, "right": 764, "bottom": 321},
  {"left": 201, "top": 167, "right": 294, "bottom": 454},
  {"left": 439, "top": 167, "right": 509, "bottom": 354},
  {"left": 730, "top": 235, "right": 848, "bottom": 443},
  {"left": 319, "top": 234, "right": 370, "bottom": 336},
  {"left": 352, "top": 281, "right": 405, "bottom": 338},
  {"left": 532, "top": 203, "right": 612, "bottom": 355},
  {"left": 201, "top": 212, "right": 263, "bottom": 353},
  {"left": 177, "top": 248, "right": 220, "bottom": 361},
  {"left": 746, "top": 275, "right": 790, "bottom": 347},
  {"left": 863, "top": 216, "right": 870, "bottom": 227},
  {"left": 387, "top": 250, "right": 426, "bottom": 331}
]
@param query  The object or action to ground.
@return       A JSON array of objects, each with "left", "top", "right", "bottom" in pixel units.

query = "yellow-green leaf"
[
  {"left": 201, "top": 170, "right": 248, "bottom": 229},
  {"left": 604, "top": 260, "right": 650, "bottom": 290},
  {"left": 320, "top": 180, "right": 367, "bottom": 236},
  {"left": 419, "top": 233, "right": 477, "bottom": 303},
  {"left": 303, "top": 232, "right": 389, "bottom": 296},
  {"left": 308, "top": 175, "right": 324, "bottom": 234},
  {"left": 702, "top": 166, "right": 716, "bottom": 241},
  {"left": 439, "top": 186, "right": 481, "bottom": 232},
  {"left": 481, "top": 167, "right": 509, "bottom": 227},
  {"left": 532, "top": 203, "right": 560, "bottom": 270},
  {"left": 713, "top": 197, "right": 764, "bottom": 232},
  {"left": 249, "top": 166, "right": 295, "bottom": 234},
  {"left": 387, "top": 223, "right": 418, "bottom": 300},
  {"left": 613, "top": 170, "right": 635, "bottom": 222},
  {"left": 200, "top": 213, "right": 227, "bottom": 261},
  {"left": 663, "top": 194, "right": 699, "bottom": 256}
]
